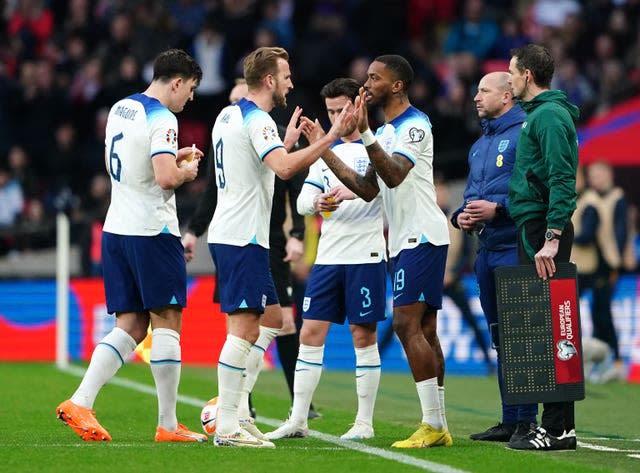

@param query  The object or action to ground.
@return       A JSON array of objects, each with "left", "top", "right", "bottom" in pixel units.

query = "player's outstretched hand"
[
  {"left": 328, "top": 100, "right": 356, "bottom": 139},
  {"left": 284, "top": 106, "right": 304, "bottom": 151},
  {"left": 354, "top": 87, "right": 370, "bottom": 133},
  {"left": 300, "top": 117, "right": 325, "bottom": 144}
]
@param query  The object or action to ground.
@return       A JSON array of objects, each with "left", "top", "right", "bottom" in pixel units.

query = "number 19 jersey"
[
  {"left": 103, "top": 93, "right": 180, "bottom": 237},
  {"left": 207, "top": 98, "right": 285, "bottom": 248}
]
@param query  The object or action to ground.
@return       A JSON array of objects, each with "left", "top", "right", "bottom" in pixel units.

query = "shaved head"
[{"left": 474, "top": 71, "right": 514, "bottom": 119}]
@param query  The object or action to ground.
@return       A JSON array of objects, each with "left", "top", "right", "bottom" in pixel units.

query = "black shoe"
[
  {"left": 469, "top": 422, "right": 515, "bottom": 441},
  {"left": 510, "top": 421, "right": 537, "bottom": 443},
  {"left": 508, "top": 426, "right": 577, "bottom": 451}
]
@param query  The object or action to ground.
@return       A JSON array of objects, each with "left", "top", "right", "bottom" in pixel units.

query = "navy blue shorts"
[
  {"left": 302, "top": 262, "right": 387, "bottom": 325},
  {"left": 391, "top": 243, "right": 447, "bottom": 309},
  {"left": 102, "top": 232, "right": 186, "bottom": 314},
  {"left": 209, "top": 243, "right": 279, "bottom": 314}
]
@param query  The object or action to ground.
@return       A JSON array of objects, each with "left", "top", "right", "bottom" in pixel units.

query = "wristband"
[{"left": 361, "top": 129, "right": 376, "bottom": 147}]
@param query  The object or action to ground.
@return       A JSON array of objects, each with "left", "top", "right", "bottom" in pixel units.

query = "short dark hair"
[
  {"left": 320, "top": 77, "right": 361, "bottom": 102},
  {"left": 243, "top": 47, "right": 289, "bottom": 88},
  {"left": 152, "top": 49, "right": 202, "bottom": 84},
  {"left": 510, "top": 44, "right": 554, "bottom": 88},
  {"left": 374, "top": 54, "right": 414, "bottom": 92}
]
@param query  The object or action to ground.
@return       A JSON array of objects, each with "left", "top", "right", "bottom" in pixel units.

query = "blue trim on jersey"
[
  {"left": 218, "top": 361, "right": 245, "bottom": 371},
  {"left": 387, "top": 105, "right": 432, "bottom": 129},
  {"left": 129, "top": 93, "right": 173, "bottom": 123},
  {"left": 151, "top": 149, "right": 177, "bottom": 158},
  {"left": 251, "top": 344, "right": 266, "bottom": 353},
  {"left": 305, "top": 179, "right": 324, "bottom": 191},
  {"left": 98, "top": 342, "right": 125, "bottom": 366},
  {"left": 150, "top": 359, "right": 181, "bottom": 365},
  {"left": 161, "top": 225, "right": 171, "bottom": 234},
  {"left": 259, "top": 143, "right": 285, "bottom": 160},
  {"left": 297, "top": 359, "right": 323, "bottom": 368},
  {"left": 249, "top": 235, "right": 259, "bottom": 244},
  {"left": 420, "top": 234, "right": 428, "bottom": 243},
  {"left": 356, "top": 364, "right": 382, "bottom": 370},
  {"left": 395, "top": 150, "right": 416, "bottom": 165},
  {"left": 237, "top": 97, "right": 261, "bottom": 122},
  {"left": 329, "top": 138, "right": 365, "bottom": 150}
]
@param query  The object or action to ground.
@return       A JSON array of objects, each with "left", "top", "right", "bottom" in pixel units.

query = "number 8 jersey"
[
  {"left": 103, "top": 93, "right": 180, "bottom": 236},
  {"left": 207, "top": 98, "right": 285, "bottom": 248}
]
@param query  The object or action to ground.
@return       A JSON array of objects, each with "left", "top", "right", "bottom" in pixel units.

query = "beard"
[{"left": 272, "top": 89, "right": 287, "bottom": 109}]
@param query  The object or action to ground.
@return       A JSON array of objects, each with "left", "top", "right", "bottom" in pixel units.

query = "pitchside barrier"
[{"left": 495, "top": 263, "right": 585, "bottom": 404}]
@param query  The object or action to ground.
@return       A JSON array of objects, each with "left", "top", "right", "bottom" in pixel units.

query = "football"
[{"left": 200, "top": 397, "right": 219, "bottom": 435}]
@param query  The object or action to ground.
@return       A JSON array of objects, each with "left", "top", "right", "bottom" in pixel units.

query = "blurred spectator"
[
  {"left": 0, "top": 164, "right": 24, "bottom": 228},
  {"left": 551, "top": 58, "right": 595, "bottom": 120},
  {"left": 168, "top": 0, "right": 208, "bottom": 47},
  {"left": 7, "top": 144, "right": 39, "bottom": 198},
  {"left": 443, "top": 0, "right": 499, "bottom": 60},
  {"left": 191, "top": 18, "right": 227, "bottom": 122},
  {"left": 490, "top": 17, "right": 529, "bottom": 60},
  {"left": 7, "top": 0, "right": 54, "bottom": 60},
  {"left": 79, "top": 174, "right": 110, "bottom": 276}
]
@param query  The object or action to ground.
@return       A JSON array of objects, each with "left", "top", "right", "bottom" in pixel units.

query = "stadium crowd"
[{"left": 1, "top": 0, "right": 639, "bottom": 265}]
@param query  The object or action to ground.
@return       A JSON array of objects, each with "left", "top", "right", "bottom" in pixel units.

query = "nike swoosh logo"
[
  {"left": 393, "top": 293, "right": 403, "bottom": 300},
  {"left": 295, "top": 368, "right": 310, "bottom": 372},
  {"left": 356, "top": 374, "right": 366, "bottom": 378},
  {"left": 322, "top": 167, "right": 329, "bottom": 172},
  {"left": 359, "top": 310, "right": 373, "bottom": 317}
]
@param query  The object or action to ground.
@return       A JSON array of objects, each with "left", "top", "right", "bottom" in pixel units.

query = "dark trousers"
[{"left": 518, "top": 218, "right": 575, "bottom": 436}]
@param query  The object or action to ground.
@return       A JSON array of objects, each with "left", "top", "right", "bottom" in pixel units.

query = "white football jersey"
[
  {"left": 103, "top": 93, "right": 181, "bottom": 236},
  {"left": 375, "top": 106, "right": 449, "bottom": 257},
  {"left": 207, "top": 98, "right": 284, "bottom": 248},
  {"left": 297, "top": 139, "right": 385, "bottom": 265}
]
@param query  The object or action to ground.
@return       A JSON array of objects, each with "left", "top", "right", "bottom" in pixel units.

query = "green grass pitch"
[{"left": 1, "top": 362, "right": 638, "bottom": 472}]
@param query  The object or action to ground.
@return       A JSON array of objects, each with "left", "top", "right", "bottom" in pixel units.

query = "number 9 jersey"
[
  {"left": 207, "top": 98, "right": 285, "bottom": 248},
  {"left": 103, "top": 93, "right": 180, "bottom": 237}
]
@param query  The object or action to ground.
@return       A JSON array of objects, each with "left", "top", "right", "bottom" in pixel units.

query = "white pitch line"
[
  {"left": 581, "top": 437, "right": 640, "bottom": 443},
  {"left": 60, "top": 365, "right": 470, "bottom": 473},
  {"left": 577, "top": 441, "right": 640, "bottom": 454},
  {"left": 628, "top": 454, "right": 640, "bottom": 459}
]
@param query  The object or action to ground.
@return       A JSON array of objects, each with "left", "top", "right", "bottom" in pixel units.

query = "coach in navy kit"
[{"left": 451, "top": 71, "right": 537, "bottom": 443}]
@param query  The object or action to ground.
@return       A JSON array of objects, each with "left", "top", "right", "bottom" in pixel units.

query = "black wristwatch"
[{"left": 545, "top": 229, "right": 561, "bottom": 241}]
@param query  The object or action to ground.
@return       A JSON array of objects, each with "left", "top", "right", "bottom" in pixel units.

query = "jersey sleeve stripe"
[
  {"left": 304, "top": 180, "right": 324, "bottom": 190},
  {"left": 394, "top": 150, "right": 416, "bottom": 165},
  {"left": 259, "top": 144, "right": 285, "bottom": 160},
  {"left": 151, "top": 150, "right": 177, "bottom": 158}
]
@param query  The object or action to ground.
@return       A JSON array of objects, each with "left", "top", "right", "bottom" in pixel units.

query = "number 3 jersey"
[
  {"left": 103, "top": 93, "right": 180, "bottom": 237},
  {"left": 297, "top": 139, "right": 386, "bottom": 265},
  {"left": 207, "top": 98, "right": 285, "bottom": 248}
]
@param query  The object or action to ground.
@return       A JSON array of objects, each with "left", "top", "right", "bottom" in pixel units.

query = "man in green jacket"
[{"left": 506, "top": 44, "right": 579, "bottom": 451}]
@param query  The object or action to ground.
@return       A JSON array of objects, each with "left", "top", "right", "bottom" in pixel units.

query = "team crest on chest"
[
  {"left": 498, "top": 139, "right": 509, "bottom": 152},
  {"left": 165, "top": 129, "right": 177, "bottom": 144},
  {"left": 262, "top": 125, "right": 278, "bottom": 141},
  {"left": 354, "top": 157, "right": 369, "bottom": 175}
]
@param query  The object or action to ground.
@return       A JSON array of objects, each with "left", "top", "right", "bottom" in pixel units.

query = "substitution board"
[{"left": 495, "top": 263, "right": 585, "bottom": 404}]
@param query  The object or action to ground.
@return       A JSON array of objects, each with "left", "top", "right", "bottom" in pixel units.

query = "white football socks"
[
  {"left": 238, "top": 326, "right": 279, "bottom": 419},
  {"left": 354, "top": 343, "right": 381, "bottom": 426},
  {"left": 150, "top": 328, "right": 181, "bottom": 431},
  {"left": 416, "top": 377, "right": 443, "bottom": 429},
  {"left": 216, "top": 334, "right": 251, "bottom": 435},
  {"left": 71, "top": 327, "right": 136, "bottom": 409},
  {"left": 290, "top": 344, "right": 324, "bottom": 426},
  {"left": 438, "top": 385, "right": 449, "bottom": 431}
]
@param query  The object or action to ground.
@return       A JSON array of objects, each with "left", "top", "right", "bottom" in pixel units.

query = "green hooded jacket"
[{"left": 508, "top": 89, "right": 580, "bottom": 230}]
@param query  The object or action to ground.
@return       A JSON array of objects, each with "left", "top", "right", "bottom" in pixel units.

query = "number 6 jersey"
[{"left": 103, "top": 93, "right": 180, "bottom": 236}]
